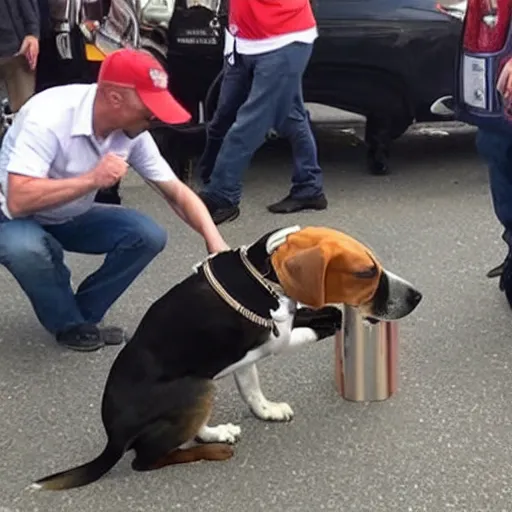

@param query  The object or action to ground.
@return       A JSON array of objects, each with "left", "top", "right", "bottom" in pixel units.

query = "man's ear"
[
  {"left": 102, "top": 85, "right": 124, "bottom": 109},
  {"left": 280, "top": 246, "right": 327, "bottom": 308}
]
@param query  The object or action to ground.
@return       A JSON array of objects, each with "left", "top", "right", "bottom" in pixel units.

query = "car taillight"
[{"left": 463, "top": 0, "right": 512, "bottom": 52}]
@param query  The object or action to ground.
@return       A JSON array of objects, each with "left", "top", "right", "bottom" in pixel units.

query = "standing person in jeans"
[
  {"left": 0, "top": 0, "right": 40, "bottom": 114},
  {"left": 476, "top": 58, "right": 512, "bottom": 306},
  {"left": 196, "top": 0, "right": 327, "bottom": 225}
]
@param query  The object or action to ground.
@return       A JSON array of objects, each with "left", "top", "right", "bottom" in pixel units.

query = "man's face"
[{"left": 113, "top": 88, "right": 156, "bottom": 138}]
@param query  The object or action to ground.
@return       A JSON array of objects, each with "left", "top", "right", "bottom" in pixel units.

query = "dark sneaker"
[
  {"left": 487, "top": 262, "right": 505, "bottom": 279},
  {"left": 487, "top": 261, "right": 506, "bottom": 290},
  {"left": 267, "top": 193, "right": 328, "bottom": 214},
  {"left": 487, "top": 250, "right": 512, "bottom": 291},
  {"left": 56, "top": 324, "right": 103, "bottom": 352},
  {"left": 198, "top": 192, "right": 240, "bottom": 225},
  {"left": 99, "top": 326, "right": 127, "bottom": 345}
]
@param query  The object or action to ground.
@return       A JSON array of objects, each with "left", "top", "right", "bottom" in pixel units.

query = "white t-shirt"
[
  {"left": 0, "top": 83, "right": 177, "bottom": 225},
  {"left": 223, "top": 27, "right": 318, "bottom": 57}
]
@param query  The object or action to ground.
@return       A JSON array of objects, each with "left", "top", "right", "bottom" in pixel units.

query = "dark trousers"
[{"left": 198, "top": 42, "right": 323, "bottom": 206}]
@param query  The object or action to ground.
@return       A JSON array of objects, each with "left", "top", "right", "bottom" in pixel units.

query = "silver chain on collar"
[
  {"left": 201, "top": 248, "right": 281, "bottom": 335},
  {"left": 238, "top": 247, "right": 283, "bottom": 299}
]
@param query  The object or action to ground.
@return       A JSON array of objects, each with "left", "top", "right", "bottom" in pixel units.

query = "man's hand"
[
  {"left": 206, "top": 238, "right": 230, "bottom": 254},
  {"left": 18, "top": 35, "right": 39, "bottom": 71},
  {"left": 89, "top": 153, "right": 129, "bottom": 189}
]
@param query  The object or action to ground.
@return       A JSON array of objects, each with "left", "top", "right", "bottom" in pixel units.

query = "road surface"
[{"left": 1, "top": 119, "right": 510, "bottom": 512}]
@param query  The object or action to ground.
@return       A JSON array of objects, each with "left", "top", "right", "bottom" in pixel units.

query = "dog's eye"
[{"left": 353, "top": 265, "right": 378, "bottom": 279}]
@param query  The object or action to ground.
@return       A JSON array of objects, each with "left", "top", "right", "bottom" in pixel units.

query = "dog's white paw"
[
  {"left": 251, "top": 400, "right": 294, "bottom": 422},
  {"left": 197, "top": 423, "right": 242, "bottom": 444}
]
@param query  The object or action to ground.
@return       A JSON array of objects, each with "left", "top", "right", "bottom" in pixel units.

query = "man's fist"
[
  {"left": 91, "top": 153, "right": 128, "bottom": 189},
  {"left": 18, "top": 35, "right": 39, "bottom": 71}
]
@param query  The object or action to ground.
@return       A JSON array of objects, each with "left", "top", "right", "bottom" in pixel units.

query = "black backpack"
[{"left": 166, "top": 0, "right": 228, "bottom": 60}]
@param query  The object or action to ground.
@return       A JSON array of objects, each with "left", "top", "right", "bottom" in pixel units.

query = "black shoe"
[
  {"left": 487, "top": 262, "right": 505, "bottom": 279},
  {"left": 56, "top": 324, "right": 126, "bottom": 351},
  {"left": 487, "top": 251, "right": 512, "bottom": 291},
  {"left": 99, "top": 326, "right": 127, "bottom": 345},
  {"left": 198, "top": 192, "right": 240, "bottom": 225},
  {"left": 56, "top": 324, "right": 104, "bottom": 352},
  {"left": 267, "top": 193, "right": 327, "bottom": 214}
]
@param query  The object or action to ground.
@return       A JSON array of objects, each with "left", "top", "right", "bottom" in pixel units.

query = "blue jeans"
[
  {"left": 476, "top": 128, "right": 512, "bottom": 245},
  {"left": 200, "top": 42, "right": 323, "bottom": 206},
  {"left": 0, "top": 204, "right": 167, "bottom": 334}
]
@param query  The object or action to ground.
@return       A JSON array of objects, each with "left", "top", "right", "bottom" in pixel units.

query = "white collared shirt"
[{"left": 0, "top": 83, "right": 177, "bottom": 225}]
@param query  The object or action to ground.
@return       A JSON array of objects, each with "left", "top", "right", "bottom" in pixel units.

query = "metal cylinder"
[{"left": 334, "top": 305, "right": 398, "bottom": 402}]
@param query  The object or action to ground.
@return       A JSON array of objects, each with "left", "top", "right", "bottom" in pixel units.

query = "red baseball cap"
[{"left": 98, "top": 48, "right": 191, "bottom": 125}]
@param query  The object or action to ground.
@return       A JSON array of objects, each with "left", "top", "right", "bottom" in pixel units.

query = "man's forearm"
[
  {"left": 7, "top": 173, "right": 97, "bottom": 217},
  {"left": 171, "top": 192, "right": 227, "bottom": 251},
  {"left": 159, "top": 180, "right": 228, "bottom": 253}
]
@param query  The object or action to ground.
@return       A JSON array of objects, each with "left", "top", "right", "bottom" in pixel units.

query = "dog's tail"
[{"left": 30, "top": 441, "right": 123, "bottom": 491}]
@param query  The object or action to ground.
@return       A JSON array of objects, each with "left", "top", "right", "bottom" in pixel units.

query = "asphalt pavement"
[{"left": 1, "top": 116, "right": 511, "bottom": 512}]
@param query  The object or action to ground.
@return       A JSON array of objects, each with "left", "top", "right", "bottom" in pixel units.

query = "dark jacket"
[{"left": 0, "top": 0, "right": 40, "bottom": 58}]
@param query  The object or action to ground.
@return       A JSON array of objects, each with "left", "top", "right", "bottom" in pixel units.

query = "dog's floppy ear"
[
  {"left": 281, "top": 246, "right": 327, "bottom": 308},
  {"left": 270, "top": 226, "right": 383, "bottom": 308}
]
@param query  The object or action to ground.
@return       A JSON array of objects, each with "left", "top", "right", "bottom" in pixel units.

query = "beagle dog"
[{"left": 32, "top": 226, "right": 422, "bottom": 491}]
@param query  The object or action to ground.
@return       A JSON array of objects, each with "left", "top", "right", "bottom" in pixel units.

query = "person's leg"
[
  {"left": 195, "top": 55, "right": 252, "bottom": 186},
  {"left": 267, "top": 62, "right": 327, "bottom": 213},
  {"left": 476, "top": 128, "right": 512, "bottom": 230},
  {"left": 45, "top": 204, "right": 167, "bottom": 326},
  {"left": 1, "top": 55, "right": 35, "bottom": 113},
  {"left": 0, "top": 216, "right": 104, "bottom": 350},
  {"left": 201, "top": 43, "right": 315, "bottom": 223},
  {"left": 475, "top": 127, "right": 512, "bottom": 303}
]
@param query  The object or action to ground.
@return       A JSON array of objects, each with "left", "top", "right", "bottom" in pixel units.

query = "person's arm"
[
  {"left": 17, "top": 0, "right": 40, "bottom": 70},
  {"left": 155, "top": 178, "right": 230, "bottom": 254},
  {"left": 5, "top": 119, "right": 124, "bottom": 217},
  {"left": 128, "top": 132, "right": 230, "bottom": 254},
  {"left": 19, "top": 0, "right": 40, "bottom": 38},
  {"left": 8, "top": 173, "right": 98, "bottom": 217}
]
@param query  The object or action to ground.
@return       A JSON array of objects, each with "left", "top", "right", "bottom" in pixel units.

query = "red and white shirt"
[{"left": 224, "top": 0, "right": 318, "bottom": 56}]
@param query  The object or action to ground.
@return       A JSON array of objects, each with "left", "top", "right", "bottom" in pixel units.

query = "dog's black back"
[{"left": 108, "top": 250, "right": 277, "bottom": 378}]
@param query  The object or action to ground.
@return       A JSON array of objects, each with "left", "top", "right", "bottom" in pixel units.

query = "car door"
[{"left": 303, "top": 0, "right": 414, "bottom": 115}]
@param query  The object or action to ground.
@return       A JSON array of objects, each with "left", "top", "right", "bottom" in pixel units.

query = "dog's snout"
[{"left": 408, "top": 289, "right": 422, "bottom": 308}]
